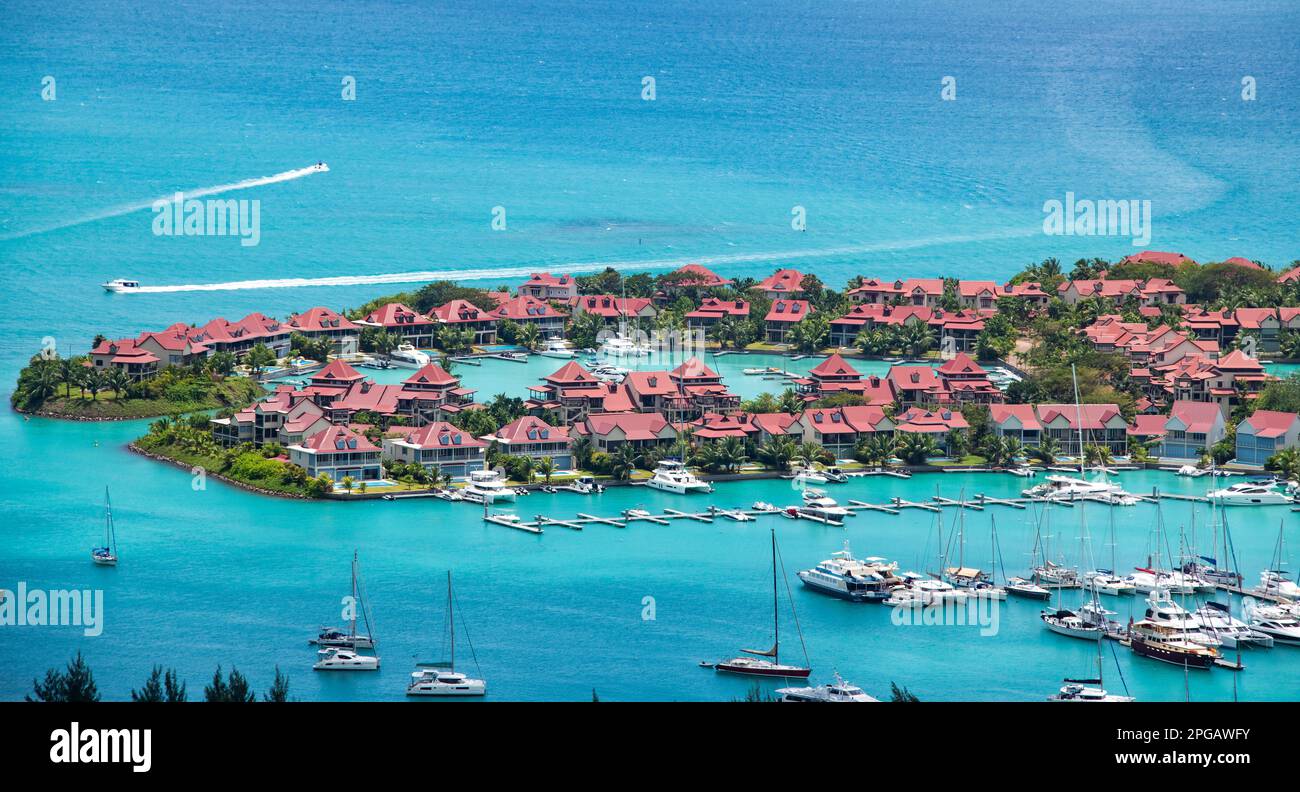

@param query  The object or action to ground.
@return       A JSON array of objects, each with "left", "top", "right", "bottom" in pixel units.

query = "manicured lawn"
[{"left": 930, "top": 455, "right": 989, "bottom": 467}]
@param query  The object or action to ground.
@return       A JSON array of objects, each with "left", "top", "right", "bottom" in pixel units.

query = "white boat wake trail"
[
  {"left": 0, "top": 164, "right": 328, "bottom": 241},
  {"left": 130, "top": 227, "right": 1037, "bottom": 293}
]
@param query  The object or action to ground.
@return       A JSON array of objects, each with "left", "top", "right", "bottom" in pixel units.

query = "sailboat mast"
[
  {"left": 771, "top": 528, "right": 779, "bottom": 664},
  {"left": 1071, "top": 363, "right": 1086, "bottom": 472},
  {"left": 350, "top": 551, "right": 358, "bottom": 639},
  {"left": 448, "top": 571, "right": 455, "bottom": 671}
]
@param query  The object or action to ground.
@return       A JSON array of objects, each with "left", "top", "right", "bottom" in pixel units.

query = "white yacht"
[
  {"left": 646, "top": 460, "right": 712, "bottom": 494},
  {"left": 537, "top": 337, "right": 576, "bottom": 359},
  {"left": 560, "top": 475, "right": 605, "bottom": 494},
  {"left": 791, "top": 464, "right": 828, "bottom": 485},
  {"left": 1082, "top": 570, "right": 1137, "bottom": 596},
  {"left": 800, "top": 488, "right": 851, "bottom": 520},
  {"left": 1041, "top": 608, "right": 1103, "bottom": 640},
  {"left": 797, "top": 542, "right": 895, "bottom": 602},
  {"left": 1140, "top": 589, "right": 1221, "bottom": 649},
  {"left": 599, "top": 332, "right": 651, "bottom": 357},
  {"left": 1126, "top": 567, "right": 1195, "bottom": 595},
  {"left": 1207, "top": 480, "right": 1294, "bottom": 506},
  {"left": 1023, "top": 474, "right": 1132, "bottom": 502},
  {"left": 1254, "top": 570, "right": 1300, "bottom": 601},
  {"left": 313, "top": 647, "right": 380, "bottom": 671},
  {"left": 778, "top": 674, "right": 878, "bottom": 702},
  {"left": 1007, "top": 577, "right": 1052, "bottom": 600},
  {"left": 407, "top": 572, "right": 487, "bottom": 697},
  {"left": 101, "top": 278, "right": 141, "bottom": 293},
  {"left": 386, "top": 343, "right": 431, "bottom": 368},
  {"left": 1193, "top": 602, "right": 1273, "bottom": 649},
  {"left": 1247, "top": 607, "right": 1300, "bottom": 645},
  {"left": 1048, "top": 682, "right": 1134, "bottom": 702},
  {"left": 461, "top": 469, "right": 517, "bottom": 504}
]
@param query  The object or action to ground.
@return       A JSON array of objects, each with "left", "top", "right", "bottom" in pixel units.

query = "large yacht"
[
  {"left": 1207, "top": 480, "right": 1294, "bottom": 506},
  {"left": 646, "top": 460, "right": 712, "bottom": 494},
  {"left": 778, "top": 674, "right": 878, "bottom": 702},
  {"left": 1128, "top": 620, "right": 1218, "bottom": 669},
  {"left": 386, "top": 343, "right": 431, "bottom": 368},
  {"left": 1193, "top": 602, "right": 1273, "bottom": 649},
  {"left": 1023, "top": 475, "right": 1133, "bottom": 502},
  {"left": 797, "top": 542, "right": 895, "bottom": 602},
  {"left": 537, "top": 337, "right": 576, "bottom": 359},
  {"left": 461, "top": 469, "right": 518, "bottom": 504}
]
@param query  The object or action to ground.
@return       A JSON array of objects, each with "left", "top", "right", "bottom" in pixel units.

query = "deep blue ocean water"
[{"left": 1, "top": 0, "right": 1298, "bottom": 700}]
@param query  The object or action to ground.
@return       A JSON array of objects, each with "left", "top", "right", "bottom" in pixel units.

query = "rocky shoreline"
[{"left": 126, "top": 443, "right": 313, "bottom": 501}]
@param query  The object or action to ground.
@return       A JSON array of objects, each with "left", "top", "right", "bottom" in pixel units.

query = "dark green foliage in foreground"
[{"left": 27, "top": 652, "right": 100, "bottom": 702}]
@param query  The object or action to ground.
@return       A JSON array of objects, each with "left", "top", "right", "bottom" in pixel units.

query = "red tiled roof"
[
  {"left": 1168, "top": 400, "right": 1221, "bottom": 434},
  {"left": 288, "top": 307, "right": 358, "bottom": 332},
  {"left": 754, "top": 268, "right": 804, "bottom": 293},
  {"left": 361, "top": 302, "right": 431, "bottom": 328},
  {"left": 429, "top": 299, "right": 492, "bottom": 324},
  {"left": 403, "top": 363, "right": 457, "bottom": 387},
  {"left": 764, "top": 300, "right": 813, "bottom": 323},
  {"left": 808, "top": 353, "right": 860, "bottom": 378},
  {"left": 299, "top": 425, "right": 379, "bottom": 453},
  {"left": 1243, "top": 410, "right": 1300, "bottom": 439},
  {"left": 395, "top": 422, "right": 488, "bottom": 449},
  {"left": 493, "top": 295, "right": 567, "bottom": 321},
  {"left": 489, "top": 415, "right": 569, "bottom": 444}
]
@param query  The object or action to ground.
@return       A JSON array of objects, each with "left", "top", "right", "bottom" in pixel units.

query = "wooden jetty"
[
  {"left": 577, "top": 512, "right": 626, "bottom": 528},
  {"left": 975, "top": 494, "right": 1026, "bottom": 510},
  {"left": 846, "top": 499, "right": 900, "bottom": 515},
  {"left": 484, "top": 514, "right": 543, "bottom": 534},
  {"left": 664, "top": 508, "right": 713, "bottom": 523},
  {"left": 932, "top": 496, "right": 983, "bottom": 511},
  {"left": 891, "top": 497, "right": 940, "bottom": 512}
]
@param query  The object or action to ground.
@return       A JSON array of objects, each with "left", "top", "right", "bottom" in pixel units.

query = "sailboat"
[
  {"left": 1008, "top": 505, "right": 1052, "bottom": 599},
  {"left": 1048, "top": 594, "right": 1135, "bottom": 701},
  {"left": 712, "top": 529, "right": 812, "bottom": 678},
  {"left": 1083, "top": 507, "right": 1136, "bottom": 596},
  {"left": 942, "top": 492, "right": 1006, "bottom": 599},
  {"left": 407, "top": 571, "right": 487, "bottom": 696},
  {"left": 90, "top": 486, "right": 118, "bottom": 566},
  {"left": 311, "top": 550, "right": 376, "bottom": 650}
]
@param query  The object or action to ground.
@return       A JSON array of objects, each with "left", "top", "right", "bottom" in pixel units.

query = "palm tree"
[
  {"left": 853, "top": 434, "right": 895, "bottom": 467},
  {"left": 340, "top": 475, "right": 354, "bottom": 494},
  {"left": 1027, "top": 436, "right": 1061, "bottom": 465},
  {"left": 517, "top": 323, "right": 542, "bottom": 352},
  {"left": 28, "top": 363, "right": 60, "bottom": 404},
  {"left": 609, "top": 444, "right": 644, "bottom": 480},
  {"left": 571, "top": 437, "right": 593, "bottom": 470},
  {"left": 105, "top": 367, "right": 130, "bottom": 400},
  {"left": 709, "top": 315, "right": 743, "bottom": 350},
  {"left": 693, "top": 436, "right": 748, "bottom": 473},
  {"left": 853, "top": 328, "right": 892, "bottom": 357},
  {"left": 84, "top": 368, "right": 105, "bottom": 401},
  {"left": 901, "top": 322, "right": 934, "bottom": 357},
  {"left": 755, "top": 436, "right": 798, "bottom": 471},
  {"left": 895, "top": 433, "right": 939, "bottom": 465},
  {"left": 536, "top": 456, "right": 555, "bottom": 484},
  {"left": 57, "top": 357, "right": 79, "bottom": 397},
  {"left": 795, "top": 441, "right": 831, "bottom": 468},
  {"left": 246, "top": 343, "right": 277, "bottom": 379},
  {"left": 777, "top": 388, "right": 804, "bottom": 414},
  {"left": 1083, "top": 443, "right": 1113, "bottom": 467}
]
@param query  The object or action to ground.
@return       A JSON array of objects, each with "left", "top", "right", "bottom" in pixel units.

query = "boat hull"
[
  {"left": 797, "top": 576, "right": 881, "bottom": 602},
  {"left": 714, "top": 661, "right": 811, "bottom": 679},
  {"left": 1130, "top": 638, "right": 1215, "bottom": 669}
]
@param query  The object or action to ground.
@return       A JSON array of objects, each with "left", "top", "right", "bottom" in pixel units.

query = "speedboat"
[
  {"left": 560, "top": 475, "right": 605, "bottom": 494},
  {"left": 407, "top": 668, "right": 487, "bottom": 696},
  {"left": 101, "top": 278, "right": 141, "bottom": 293},
  {"left": 313, "top": 647, "right": 380, "bottom": 671},
  {"left": 1041, "top": 609, "right": 1103, "bottom": 640},
  {"left": 1007, "top": 577, "right": 1052, "bottom": 600},
  {"left": 821, "top": 467, "right": 849, "bottom": 483},
  {"left": 1207, "top": 480, "right": 1294, "bottom": 506},
  {"left": 623, "top": 507, "right": 653, "bottom": 519},
  {"left": 751, "top": 501, "right": 780, "bottom": 513},
  {"left": 461, "top": 469, "right": 517, "bottom": 504},
  {"left": 1247, "top": 609, "right": 1300, "bottom": 646},
  {"left": 800, "top": 488, "right": 850, "bottom": 520},
  {"left": 778, "top": 674, "right": 878, "bottom": 702},
  {"left": 646, "top": 460, "right": 712, "bottom": 494},
  {"left": 1008, "top": 466, "right": 1035, "bottom": 478},
  {"left": 797, "top": 542, "right": 895, "bottom": 602},
  {"left": 386, "top": 343, "right": 431, "bottom": 368},
  {"left": 1176, "top": 464, "right": 1208, "bottom": 477},
  {"left": 537, "top": 337, "right": 576, "bottom": 359}
]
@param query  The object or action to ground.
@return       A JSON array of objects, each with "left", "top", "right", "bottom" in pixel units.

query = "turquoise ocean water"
[{"left": 1, "top": 0, "right": 1299, "bottom": 700}]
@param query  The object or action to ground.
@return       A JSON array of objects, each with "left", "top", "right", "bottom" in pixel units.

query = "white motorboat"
[
  {"left": 821, "top": 467, "right": 849, "bottom": 483},
  {"left": 1008, "top": 466, "right": 1035, "bottom": 478},
  {"left": 599, "top": 332, "right": 651, "bottom": 357},
  {"left": 797, "top": 542, "right": 895, "bottom": 602},
  {"left": 537, "top": 337, "right": 577, "bottom": 359},
  {"left": 623, "top": 507, "right": 653, "bottom": 519},
  {"left": 646, "top": 460, "right": 712, "bottom": 494},
  {"left": 1126, "top": 566, "right": 1195, "bottom": 595},
  {"left": 1176, "top": 464, "right": 1208, "bottom": 477},
  {"left": 462, "top": 469, "right": 517, "bottom": 504},
  {"left": 1041, "top": 608, "right": 1103, "bottom": 640},
  {"left": 1247, "top": 609, "right": 1300, "bottom": 646},
  {"left": 800, "top": 488, "right": 851, "bottom": 520},
  {"left": 1193, "top": 602, "right": 1273, "bottom": 649},
  {"left": 1023, "top": 474, "right": 1133, "bottom": 502},
  {"left": 313, "top": 647, "right": 380, "bottom": 671},
  {"left": 752, "top": 501, "right": 780, "bottom": 513},
  {"left": 1007, "top": 577, "right": 1052, "bottom": 600},
  {"left": 1082, "top": 570, "right": 1136, "bottom": 596},
  {"left": 1207, "top": 480, "right": 1294, "bottom": 506},
  {"left": 791, "top": 464, "right": 828, "bottom": 485},
  {"left": 386, "top": 343, "right": 431, "bottom": 368},
  {"left": 1254, "top": 570, "right": 1300, "bottom": 601},
  {"left": 904, "top": 574, "right": 968, "bottom": 604},
  {"left": 1048, "top": 682, "right": 1134, "bottom": 702},
  {"left": 101, "top": 278, "right": 141, "bottom": 293},
  {"left": 407, "top": 572, "right": 487, "bottom": 697},
  {"left": 91, "top": 486, "right": 119, "bottom": 566},
  {"left": 778, "top": 673, "right": 878, "bottom": 702}
]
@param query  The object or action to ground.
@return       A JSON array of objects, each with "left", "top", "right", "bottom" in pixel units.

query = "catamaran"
[
  {"left": 461, "top": 469, "right": 517, "bottom": 504},
  {"left": 311, "top": 551, "right": 377, "bottom": 651},
  {"left": 712, "top": 529, "right": 812, "bottom": 678},
  {"left": 407, "top": 571, "right": 487, "bottom": 697},
  {"left": 91, "top": 486, "right": 119, "bottom": 566}
]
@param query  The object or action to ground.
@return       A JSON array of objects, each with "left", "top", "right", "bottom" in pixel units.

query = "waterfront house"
[
  {"left": 624, "top": 358, "right": 739, "bottom": 422},
  {"left": 1127, "top": 413, "right": 1167, "bottom": 453},
  {"left": 990, "top": 404, "right": 1042, "bottom": 448},
  {"left": 519, "top": 272, "right": 578, "bottom": 301},
  {"left": 753, "top": 268, "right": 806, "bottom": 299},
  {"left": 89, "top": 338, "right": 160, "bottom": 381},
  {"left": 847, "top": 278, "right": 944, "bottom": 308},
  {"left": 382, "top": 421, "right": 488, "bottom": 478},
  {"left": 136, "top": 325, "right": 211, "bottom": 368},
  {"left": 395, "top": 362, "right": 476, "bottom": 424},
  {"left": 210, "top": 384, "right": 331, "bottom": 447},
  {"left": 355, "top": 302, "right": 437, "bottom": 347},
  {"left": 1001, "top": 282, "right": 1051, "bottom": 310},
  {"left": 482, "top": 415, "right": 572, "bottom": 470},
  {"left": 887, "top": 365, "right": 944, "bottom": 407},
  {"left": 935, "top": 353, "right": 1004, "bottom": 405},
  {"left": 893, "top": 407, "right": 969, "bottom": 455},
  {"left": 1156, "top": 400, "right": 1226, "bottom": 460},
  {"left": 657, "top": 263, "right": 732, "bottom": 299},
  {"left": 685, "top": 297, "right": 748, "bottom": 333},
  {"left": 286, "top": 307, "right": 360, "bottom": 356},
  {"left": 526, "top": 361, "right": 635, "bottom": 424},
  {"left": 688, "top": 411, "right": 764, "bottom": 443},
  {"left": 570, "top": 294, "right": 657, "bottom": 327},
  {"left": 190, "top": 313, "right": 292, "bottom": 359},
  {"left": 428, "top": 299, "right": 498, "bottom": 346},
  {"left": 957, "top": 281, "right": 1003, "bottom": 310},
  {"left": 792, "top": 353, "right": 896, "bottom": 405},
  {"left": 300, "top": 359, "right": 367, "bottom": 407},
  {"left": 492, "top": 295, "right": 568, "bottom": 338},
  {"left": 569, "top": 412, "right": 678, "bottom": 453},
  {"left": 1236, "top": 410, "right": 1300, "bottom": 466},
  {"left": 764, "top": 299, "right": 812, "bottom": 343},
  {"left": 289, "top": 425, "right": 382, "bottom": 482},
  {"left": 1034, "top": 403, "right": 1129, "bottom": 457},
  {"left": 789, "top": 405, "right": 894, "bottom": 456}
]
